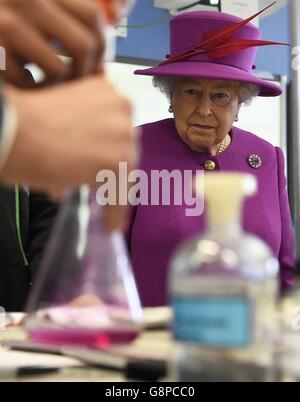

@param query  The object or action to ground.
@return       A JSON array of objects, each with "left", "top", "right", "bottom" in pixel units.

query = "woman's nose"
[{"left": 195, "top": 96, "right": 213, "bottom": 116}]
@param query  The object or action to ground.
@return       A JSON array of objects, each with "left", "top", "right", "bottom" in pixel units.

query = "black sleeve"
[{"left": 27, "top": 192, "right": 58, "bottom": 282}]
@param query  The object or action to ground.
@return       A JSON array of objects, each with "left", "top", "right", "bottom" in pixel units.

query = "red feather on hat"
[{"left": 160, "top": 2, "right": 289, "bottom": 66}]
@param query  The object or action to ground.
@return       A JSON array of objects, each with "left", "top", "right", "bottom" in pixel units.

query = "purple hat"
[{"left": 135, "top": 4, "right": 289, "bottom": 97}]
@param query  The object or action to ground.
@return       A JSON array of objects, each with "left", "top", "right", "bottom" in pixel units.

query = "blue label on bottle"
[{"left": 173, "top": 297, "right": 252, "bottom": 348}]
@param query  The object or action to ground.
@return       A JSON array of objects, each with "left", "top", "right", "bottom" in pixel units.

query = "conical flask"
[{"left": 25, "top": 186, "right": 143, "bottom": 348}]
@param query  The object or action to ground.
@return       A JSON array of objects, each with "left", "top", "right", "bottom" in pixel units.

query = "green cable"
[{"left": 15, "top": 184, "right": 29, "bottom": 267}]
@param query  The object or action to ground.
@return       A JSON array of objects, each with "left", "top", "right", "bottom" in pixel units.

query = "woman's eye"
[
  {"left": 213, "top": 92, "right": 229, "bottom": 100},
  {"left": 185, "top": 89, "right": 199, "bottom": 96}
]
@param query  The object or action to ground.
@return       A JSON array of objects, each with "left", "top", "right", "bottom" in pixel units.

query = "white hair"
[{"left": 152, "top": 76, "right": 260, "bottom": 106}]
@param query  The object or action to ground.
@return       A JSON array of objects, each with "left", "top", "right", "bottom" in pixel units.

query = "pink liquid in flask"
[{"left": 29, "top": 327, "right": 139, "bottom": 348}]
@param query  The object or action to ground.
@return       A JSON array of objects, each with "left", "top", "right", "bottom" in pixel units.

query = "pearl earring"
[{"left": 168, "top": 105, "right": 174, "bottom": 113}]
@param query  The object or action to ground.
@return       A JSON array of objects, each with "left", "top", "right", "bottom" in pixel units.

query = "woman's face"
[{"left": 172, "top": 78, "right": 240, "bottom": 153}]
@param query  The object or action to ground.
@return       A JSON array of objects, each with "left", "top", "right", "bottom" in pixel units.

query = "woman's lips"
[{"left": 191, "top": 124, "right": 215, "bottom": 131}]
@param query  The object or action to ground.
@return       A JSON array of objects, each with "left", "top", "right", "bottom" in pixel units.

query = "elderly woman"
[{"left": 127, "top": 8, "right": 295, "bottom": 307}]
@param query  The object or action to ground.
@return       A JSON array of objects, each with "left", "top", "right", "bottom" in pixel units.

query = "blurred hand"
[
  {"left": 105, "top": 0, "right": 134, "bottom": 22},
  {"left": 1, "top": 75, "right": 139, "bottom": 231},
  {"left": 0, "top": 0, "right": 105, "bottom": 87}
]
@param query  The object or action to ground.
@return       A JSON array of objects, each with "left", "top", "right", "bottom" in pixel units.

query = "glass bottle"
[
  {"left": 279, "top": 276, "right": 300, "bottom": 381},
  {"left": 169, "top": 173, "right": 279, "bottom": 382}
]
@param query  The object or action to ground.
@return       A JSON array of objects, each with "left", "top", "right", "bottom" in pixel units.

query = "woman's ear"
[{"left": 235, "top": 104, "right": 241, "bottom": 122}]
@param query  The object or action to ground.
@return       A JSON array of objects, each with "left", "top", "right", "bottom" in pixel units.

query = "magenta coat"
[{"left": 127, "top": 119, "right": 295, "bottom": 307}]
